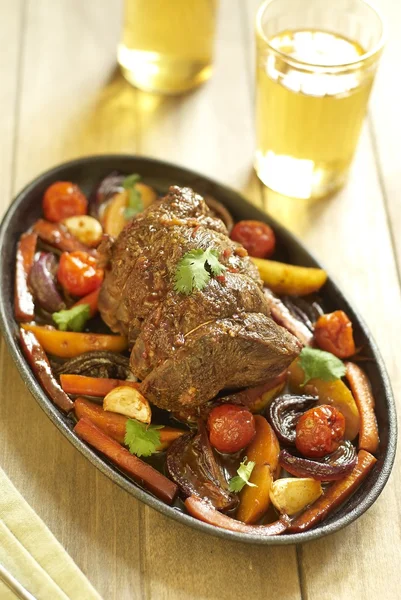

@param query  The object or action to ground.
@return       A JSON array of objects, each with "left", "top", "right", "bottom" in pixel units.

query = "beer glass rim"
[{"left": 256, "top": 0, "right": 386, "bottom": 71}]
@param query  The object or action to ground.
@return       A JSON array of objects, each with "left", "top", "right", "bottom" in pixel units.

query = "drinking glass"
[
  {"left": 118, "top": 0, "right": 218, "bottom": 95},
  {"left": 255, "top": 0, "right": 385, "bottom": 199}
]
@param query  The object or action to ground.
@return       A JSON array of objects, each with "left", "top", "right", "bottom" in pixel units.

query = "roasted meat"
[{"left": 98, "top": 186, "right": 301, "bottom": 411}]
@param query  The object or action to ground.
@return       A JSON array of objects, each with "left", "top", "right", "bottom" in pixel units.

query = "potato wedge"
[
  {"left": 248, "top": 381, "right": 286, "bottom": 413},
  {"left": 237, "top": 465, "right": 273, "bottom": 524},
  {"left": 135, "top": 182, "right": 158, "bottom": 208},
  {"left": 270, "top": 478, "right": 323, "bottom": 515},
  {"left": 252, "top": 257, "right": 327, "bottom": 296},
  {"left": 103, "top": 190, "right": 128, "bottom": 238},
  {"left": 63, "top": 215, "right": 103, "bottom": 247},
  {"left": 288, "top": 359, "right": 360, "bottom": 440},
  {"left": 103, "top": 386, "right": 151, "bottom": 423}
]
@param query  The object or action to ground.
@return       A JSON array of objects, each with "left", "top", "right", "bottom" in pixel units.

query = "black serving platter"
[{"left": 0, "top": 155, "right": 397, "bottom": 545}]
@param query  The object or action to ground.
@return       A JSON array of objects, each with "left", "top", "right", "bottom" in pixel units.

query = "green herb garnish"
[
  {"left": 123, "top": 173, "right": 143, "bottom": 219},
  {"left": 124, "top": 419, "right": 164, "bottom": 457},
  {"left": 228, "top": 457, "right": 257, "bottom": 493},
  {"left": 299, "top": 347, "right": 346, "bottom": 386},
  {"left": 52, "top": 304, "right": 90, "bottom": 332},
  {"left": 174, "top": 248, "right": 226, "bottom": 295}
]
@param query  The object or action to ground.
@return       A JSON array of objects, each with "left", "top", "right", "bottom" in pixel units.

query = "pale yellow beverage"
[{"left": 118, "top": 0, "right": 218, "bottom": 95}]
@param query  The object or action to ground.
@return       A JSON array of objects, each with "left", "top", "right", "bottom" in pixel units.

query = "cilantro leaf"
[
  {"left": 52, "top": 304, "right": 90, "bottom": 332},
  {"left": 124, "top": 419, "right": 164, "bottom": 457},
  {"left": 122, "top": 173, "right": 144, "bottom": 219},
  {"left": 299, "top": 347, "right": 346, "bottom": 386},
  {"left": 228, "top": 457, "right": 256, "bottom": 493},
  {"left": 174, "top": 248, "right": 226, "bottom": 295}
]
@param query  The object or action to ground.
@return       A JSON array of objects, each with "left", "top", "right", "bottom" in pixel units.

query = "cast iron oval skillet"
[{"left": 0, "top": 155, "right": 397, "bottom": 545}]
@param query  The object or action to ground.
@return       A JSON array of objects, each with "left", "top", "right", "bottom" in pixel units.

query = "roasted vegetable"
[
  {"left": 231, "top": 220, "right": 276, "bottom": 258},
  {"left": 73, "top": 288, "right": 100, "bottom": 318},
  {"left": 279, "top": 440, "right": 357, "bottom": 480},
  {"left": 60, "top": 374, "right": 138, "bottom": 397},
  {"left": 264, "top": 288, "right": 314, "bottom": 346},
  {"left": 33, "top": 219, "right": 92, "bottom": 254},
  {"left": 223, "top": 373, "right": 287, "bottom": 413},
  {"left": 185, "top": 496, "right": 290, "bottom": 536},
  {"left": 345, "top": 362, "right": 379, "bottom": 454},
  {"left": 63, "top": 215, "right": 103, "bottom": 247},
  {"left": 207, "top": 404, "right": 256, "bottom": 454},
  {"left": 89, "top": 171, "right": 124, "bottom": 219},
  {"left": 268, "top": 394, "right": 317, "bottom": 446},
  {"left": 74, "top": 417, "right": 178, "bottom": 504},
  {"left": 288, "top": 359, "right": 360, "bottom": 440},
  {"left": 57, "top": 251, "right": 103, "bottom": 297},
  {"left": 28, "top": 252, "right": 65, "bottom": 313},
  {"left": 289, "top": 450, "right": 377, "bottom": 532},
  {"left": 74, "top": 397, "right": 184, "bottom": 449},
  {"left": 252, "top": 257, "right": 327, "bottom": 296},
  {"left": 103, "top": 386, "right": 151, "bottom": 423},
  {"left": 295, "top": 405, "right": 345, "bottom": 458},
  {"left": 245, "top": 415, "right": 280, "bottom": 476},
  {"left": 167, "top": 425, "right": 237, "bottom": 511},
  {"left": 21, "top": 324, "right": 127, "bottom": 358},
  {"left": 314, "top": 310, "right": 356, "bottom": 358},
  {"left": 19, "top": 328, "right": 73, "bottom": 413},
  {"left": 14, "top": 232, "right": 38, "bottom": 322},
  {"left": 270, "top": 478, "right": 323, "bottom": 516},
  {"left": 237, "top": 465, "right": 273, "bottom": 524},
  {"left": 52, "top": 351, "right": 130, "bottom": 379},
  {"left": 43, "top": 181, "right": 87, "bottom": 223}
]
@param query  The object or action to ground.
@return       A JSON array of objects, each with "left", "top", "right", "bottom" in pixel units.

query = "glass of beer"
[
  {"left": 255, "top": 0, "right": 385, "bottom": 199},
  {"left": 118, "top": 0, "right": 218, "bottom": 95}
]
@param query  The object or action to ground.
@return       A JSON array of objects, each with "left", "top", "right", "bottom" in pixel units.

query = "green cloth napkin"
[{"left": 0, "top": 467, "right": 102, "bottom": 600}]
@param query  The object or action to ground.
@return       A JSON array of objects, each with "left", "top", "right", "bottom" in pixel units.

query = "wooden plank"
[{"left": 368, "top": 0, "right": 401, "bottom": 269}]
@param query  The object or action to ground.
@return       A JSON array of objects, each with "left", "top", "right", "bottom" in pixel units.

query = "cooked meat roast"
[{"left": 98, "top": 186, "right": 301, "bottom": 411}]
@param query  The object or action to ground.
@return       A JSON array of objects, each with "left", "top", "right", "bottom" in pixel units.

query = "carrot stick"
[
  {"left": 19, "top": 328, "right": 74, "bottom": 413},
  {"left": 74, "top": 417, "right": 178, "bottom": 504},
  {"left": 185, "top": 496, "right": 290, "bottom": 536},
  {"left": 21, "top": 324, "right": 127, "bottom": 358},
  {"left": 61, "top": 374, "right": 139, "bottom": 397},
  {"left": 74, "top": 397, "right": 185, "bottom": 449},
  {"left": 288, "top": 450, "right": 377, "bottom": 533},
  {"left": 73, "top": 288, "right": 100, "bottom": 318},
  {"left": 14, "top": 232, "right": 37, "bottom": 321},
  {"left": 345, "top": 362, "right": 380, "bottom": 454},
  {"left": 32, "top": 219, "right": 93, "bottom": 254}
]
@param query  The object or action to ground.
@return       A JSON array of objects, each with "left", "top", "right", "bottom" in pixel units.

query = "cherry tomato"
[
  {"left": 57, "top": 251, "right": 103, "bottom": 297},
  {"left": 230, "top": 220, "right": 276, "bottom": 258},
  {"left": 207, "top": 404, "right": 256, "bottom": 453},
  {"left": 314, "top": 310, "right": 356, "bottom": 358},
  {"left": 295, "top": 405, "right": 345, "bottom": 458},
  {"left": 43, "top": 181, "right": 87, "bottom": 223}
]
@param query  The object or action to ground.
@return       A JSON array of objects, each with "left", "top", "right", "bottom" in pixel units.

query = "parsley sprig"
[
  {"left": 228, "top": 457, "right": 256, "bottom": 493},
  {"left": 124, "top": 419, "right": 164, "bottom": 457},
  {"left": 123, "top": 173, "right": 144, "bottom": 219},
  {"left": 299, "top": 347, "right": 346, "bottom": 386},
  {"left": 174, "top": 248, "right": 226, "bottom": 295}
]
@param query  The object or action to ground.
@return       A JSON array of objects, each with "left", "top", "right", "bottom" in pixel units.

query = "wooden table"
[{"left": 1, "top": 1, "right": 400, "bottom": 598}]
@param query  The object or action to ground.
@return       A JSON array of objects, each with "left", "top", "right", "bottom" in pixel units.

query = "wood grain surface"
[{"left": 0, "top": 1, "right": 399, "bottom": 599}]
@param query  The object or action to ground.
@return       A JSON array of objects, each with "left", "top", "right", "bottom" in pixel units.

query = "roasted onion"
[
  {"left": 267, "top": 394, "right": 317, "bottom": 446},
  {"left": 279, "top": 441, "right": 357, "bottom": 481}
]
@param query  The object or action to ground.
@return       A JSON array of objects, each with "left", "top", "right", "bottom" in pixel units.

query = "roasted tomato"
[
  {"left": 57, "top": 251, "right": 103, "bottom": 297},
  {"left": 295, "top": 405, "right": 345, "bottom": 458},
  {"left": 43, "top": 181, "right": 88, "bottom": 223},
  {"left": 207, "top": 404, "right": 256, "bottom": 453},
  {"left": 230, "top": 220, "right": 276, "bottom": 258},
  {"left": 314, "top": 310, "right": 356, "bottom": 358}
]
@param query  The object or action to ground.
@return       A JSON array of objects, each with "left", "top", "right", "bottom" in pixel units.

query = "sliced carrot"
[
  {"left": 73, "top": 288, "right": 100, "bottom": 318},
  {"left": 185, "top": 496, "right": 290, "bottom": 536},
  {"left": 74, "top": 417, "right": 178, "bottom": 504},
  {"left": 345, "top": 362, "right": 379, "bottom": 454},
  {"left": 246, "top": 415, "right": 280, "bottom": 476},
  {"left": 14, "top": 232, "right": 37, "bottom": 322},
  {"left": 20, "top": 328, "right": 73, "bottom": 413},
  {"left": 74, "top": 397, "right": 185, "bottom": 449},
  {"left": 61, "top": 374, "right": 139, "bottom": 397},
  {"left": 21, "top": 324, "right": 127, "bottom": 358},
  {"left": 32, "top": 219, "right": 93, "bottom": 254},
  {"left": 237, "top": 465, "right": 273, "bottom": 524},
  {"left": 288, "top": 450, "right": 377, "bottom": 533}
]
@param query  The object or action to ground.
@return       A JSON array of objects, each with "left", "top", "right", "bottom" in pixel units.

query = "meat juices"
[{"left": 98, "top": 186, "right": 301, "bottom": 411}]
